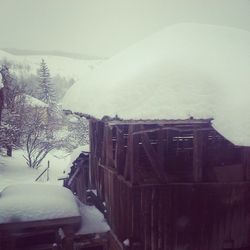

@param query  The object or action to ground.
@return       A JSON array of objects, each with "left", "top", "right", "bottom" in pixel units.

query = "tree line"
[{"left": 0, "top": 59, "right": 88, "bottom": 169}]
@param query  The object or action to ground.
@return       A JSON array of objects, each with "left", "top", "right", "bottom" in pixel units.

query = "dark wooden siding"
[
  {"left": 89, "top": 119, "right": 250, "bottom": 187},
  {"left": 101, "top": 175, "right": 250, "bottom": 250},
  {"left": 89, "top": 119, "right": 250, "bottom": 250}
]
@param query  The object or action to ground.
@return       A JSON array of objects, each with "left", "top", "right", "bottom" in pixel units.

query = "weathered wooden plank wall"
[
  {"left": 89, "top": 119, "right": 250, "bottom": 250},
  {"left": 105, "top": 178, "right": 250, "bottom": 250},
  {"left": 90, "top": 119, "right": 247, "bottom": 186}
]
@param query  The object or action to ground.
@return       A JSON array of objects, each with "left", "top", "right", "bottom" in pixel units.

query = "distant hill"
[
  {"left": 0, "top": 49, "right": 104, "bottom": 101},
  {"left": 1, "top": 48, "right": 106, "bottom": 60}
]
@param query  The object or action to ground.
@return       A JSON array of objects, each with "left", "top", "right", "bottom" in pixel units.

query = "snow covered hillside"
[
  {"left": 0, "top": 49, "right": 103, "bottom": 100},
  {"left": 0, "top": 49, "right": 102, "bottom": 80},
  {"left": 63, "top": 23, "right": 250, "bottom": 146}
]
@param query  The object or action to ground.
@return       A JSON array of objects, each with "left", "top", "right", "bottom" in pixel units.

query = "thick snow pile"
[
  {"left": 77, "top": 202, "right": 110, "bottom": 235},
  {"left": 0, "top": 149, "right": 71, "bottom": 191},
  {"left": 63, "top": 23, "right": 250, "bottom": 146},
  {"left": 0, "top": 183, "right": 80, "bottom": 224}
]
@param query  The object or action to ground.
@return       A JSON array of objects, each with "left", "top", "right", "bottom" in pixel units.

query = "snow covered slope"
[
  {"left": 0, "top": 49, "right": 102, "bottom": 78},
  {"left": 0, "top": 49, "right": 102, "bottom": 97},
  {"left": 63, "top": 23, "right": 250, "bottom": 146}
]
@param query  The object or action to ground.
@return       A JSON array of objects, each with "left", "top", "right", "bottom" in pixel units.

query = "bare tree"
[
  {"left": 21, "top": 106, "right": 48, "bottom": 168},
  {"left": 24, "top": 129, "right": 54, "bottom": 169},
  {"left": 22, "top": 106, "right": 66, "bottom": 168}
]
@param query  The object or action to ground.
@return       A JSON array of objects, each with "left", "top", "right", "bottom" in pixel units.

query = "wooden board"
[{"left": 0, "top": 216, "right": 81, "bottom": 231}]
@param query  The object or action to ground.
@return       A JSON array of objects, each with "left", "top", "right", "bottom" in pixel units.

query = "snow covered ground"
[
  {"left": 0, "top": 149, "right": 75, "bottom": 191},
  {"left": 0, "top": 148, "right": 110, "bottom": 234},
  {"left": 0, "top": 145, "right": 89, "bottom": 191},
  {"left": 0, "top": 145, "right": 90, "bottom": 191}
]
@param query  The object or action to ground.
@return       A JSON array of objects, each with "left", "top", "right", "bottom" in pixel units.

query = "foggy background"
[{"left": 0, "top": 0, "right": 250, "bottom": 57}]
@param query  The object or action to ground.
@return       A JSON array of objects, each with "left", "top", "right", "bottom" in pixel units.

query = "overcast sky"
[{"left": 0, "top": 0, "right": 249, "bottom": 57}]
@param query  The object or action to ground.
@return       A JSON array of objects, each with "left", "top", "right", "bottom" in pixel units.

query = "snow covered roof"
[
  {"left": 0, "top": 183, "right": 80, "bottom": 224},
  {"left": 63, "top": 23, "right": 250, "bottom": 146}
]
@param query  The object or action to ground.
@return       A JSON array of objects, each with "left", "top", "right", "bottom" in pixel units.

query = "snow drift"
[
  {"left": 0, "top": 183, "right": 80, "bottom": 223},
  {"left": 63, "top": 23, "right": 250, "bottom": 146}
]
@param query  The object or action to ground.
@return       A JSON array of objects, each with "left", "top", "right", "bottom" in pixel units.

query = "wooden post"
[
  {"left": 61, "top": 227, "right": 74, "bottom": 250},
  {"left": 243, "top": 147, "right": 250, "bottom": 181},
  {"left": 124, "top": 125, "right": 134, "bottom": 181},
  {"left": 193, "top": 130, "right": 204, "bottom": 182},
  {"left": 6, "top": 145, "right": 12, "bottom": 157},
  {"left": 141, "top": 131, "right": 167, "bottom": 182},
  {"left": 47, "top": 160, "right": 50, "bottom": 181},
  {"left": 115, "top": 126, "right": 126, "bottom": 175},
  {"left": 157, "top": 129, "right": 165, "bottom": 173},
  {"left": 106, "top": 125, "right": 114, "bottom": 168},
  {"left": 89, "top": 120, "right": 95, "bottom": 188},
  {"left": 123, "top": 125, "right": 140, "bottom": 184}
]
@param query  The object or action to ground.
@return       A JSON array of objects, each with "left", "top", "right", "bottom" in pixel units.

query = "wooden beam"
[
  {"left": 99, "top": 163, "right": 117, "bottom": 174},
  {"left": 157, "top": 129, "right": 165, "bottom": 173},
  {"left": 132, "top": 133, "right": 140, "bottom": 184},
  {"left": 193, "top": 130, "right": 205, "bottom": 182},
  {"left": 141, "top": 132, "right": 167, "bottom": 182},
  {"left": 133, "top": 126, "right": 213, "bottom": 135},
  {"left": 0, "top": 216, "right": 81, "bottom": 231},
  {"left": 101, "top": 123, "right": 107, "bottom": 166},
  {"left": 123, "top": 125, "right": 141, "bottom": 184},
  {"left": 115, "top": 126, "right": 126, "bottom": 175},
  {"left": 105, "top": 125, "right": 115, "bottom": 168},
  {"left": 88, "top": 120, "right": 95, "bottom": 188},
  {"left": 108, "top": 118, "right": 212, "bottom": 126},
  {"left": 243, "top": 147, "right": 250, "bottom": 181},
  {"left": 124, "top": 125, "right": 134, "bottom": 181}
]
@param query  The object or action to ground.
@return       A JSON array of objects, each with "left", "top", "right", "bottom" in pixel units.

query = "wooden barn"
[
  {"left": 88, "top": 117, "right": 250, "bottom": 250},
  {"left": 36, "top": 23, "right": 250, "bottom": 250}
]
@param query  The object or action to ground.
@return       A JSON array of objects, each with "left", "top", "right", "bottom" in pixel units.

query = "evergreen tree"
[{"left": 38, "top": 59, "right": 56, "bottom": 104}]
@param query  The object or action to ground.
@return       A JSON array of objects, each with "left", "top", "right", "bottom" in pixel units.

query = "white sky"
[{"left": 0, "top": 0, "right": 249, "bottom": 57}]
